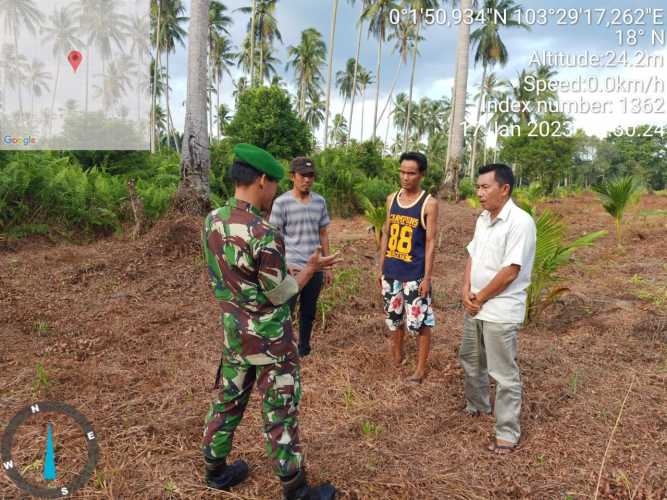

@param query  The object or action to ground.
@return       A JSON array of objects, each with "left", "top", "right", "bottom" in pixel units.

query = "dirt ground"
[{"left": 1, "top": 193, "right": 665, "bottom": 499}]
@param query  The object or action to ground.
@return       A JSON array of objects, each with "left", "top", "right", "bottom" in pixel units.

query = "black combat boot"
[
  {"left": 204, "top": 457, "right": 249, "bottom": 491},
  {"left": 281, "top": 469, "right": 336, "bottom": 500}
]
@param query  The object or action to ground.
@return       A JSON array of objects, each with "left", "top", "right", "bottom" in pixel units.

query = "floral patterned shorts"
[{"left": 381, "top": 276, "right": 435, "bottom": 337}]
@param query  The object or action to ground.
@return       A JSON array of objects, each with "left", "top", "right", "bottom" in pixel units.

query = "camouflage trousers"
[{"left": 202, "top": 356, "right": 303, "bottom": 478}]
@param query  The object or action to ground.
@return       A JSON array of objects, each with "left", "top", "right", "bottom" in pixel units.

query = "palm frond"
[{"left": 527, "top": 209, "right": 607, "bottom": 323}]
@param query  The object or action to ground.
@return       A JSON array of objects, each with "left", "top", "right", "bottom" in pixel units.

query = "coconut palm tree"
[
  {"left": 127, "top": 16, "right": 150, "bottom": 125},
  {"left": 357, "top": 67, "right": 373, "bottom": 142},
  {"left": 527, "top": 210, "right": 607, "bottom": 322},
  {"left": 208, "top": 1, "right": 232, "bottom": 137},
  {"left": 157, "top": 0, "right": 187, "bottom": 152},
  {"left": 216, "top": 102, "right": 230, "bottom": 136},
  {"left": 362, "top": 0, "right": 399, "bottom": 140},
  {"left": 392, "top": 92, "right": 409, "bottom": 136},
  {"left": 329, "top": 113, "right": 348, "bottom": 146},
  {"left": 322, "top": 0, "right": 339, "bottom": 149},
  {"left": 474, "top": 72, "right": 505, "bottom": 162},
  {"left": 26, "top": 59, "right": 51, "bottom": 116},
  {"left": 593, "top": 176, "right": 642, "bottom": 248},
  {"left": 176, "top": 0, "right": 210, "bottom": 214},
  {"left": 238, "top": 0, "right": 281, "bottom": 85},
  {"left": 380, "top": 16, "right": 418, "bottom": 127},
  {"left": 336, "top": 58, "right": 358, "bottom": 117},
  {"left": 0, "top": 0, "right": 44, "bottom": 119},
  {"left": 233, "top": 76, "right": 248, "bottom": 106},
  {"left": 304, "top": 88, "right": 325, "bottom": 131},
  {"left": 211, "top": 33, "right": 234, "bottom": 139},
  {"left": 286, "top": 28, "right": 326, "bottom": 118},
  {"left": 443, "top": 0, "right": 473, "bottom": 201},
  {"left": 468, "top": 0, "right": 527, "bottom": 180},
  {"left": 257, "top": 0, "right": 282, "bottom": 85},
  {"left": 402, "top": 0, "right": 442, "bottom": 151},
  {"left": 346, "top": 0, "right": 369, "bottom": 145},
  {"left": 77, "top": 0, "right": 129, "bottom": 114},
  {"left": 2, "top": 48, "right": 29, "bottom": 107},
  {"left": 93, "top": 57, "right": 134, "bottom": 114},
  {"left": 41, "top": 5, "right": 83, "bottom": 137},
  {"left": 0, "top": 44, "right": 14, "bottom": 112},
  {"left": 504, "top": 69, "right": 533, "bottom": 124}
]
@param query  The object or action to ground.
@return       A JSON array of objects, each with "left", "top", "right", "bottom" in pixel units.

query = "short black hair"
[
  {"left": 399, "top": 151, "right": 428, "bottom": 173},
  {"left": 229, "top": 160, "right": 278, "bottom": 186},
  {"left": 478, "top": 163, "right": 514, "bottom": 195}
]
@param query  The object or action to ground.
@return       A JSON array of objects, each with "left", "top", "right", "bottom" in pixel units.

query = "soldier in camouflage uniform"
[{"left": 201, "top": 144, "right": 339, "bottom": 500}]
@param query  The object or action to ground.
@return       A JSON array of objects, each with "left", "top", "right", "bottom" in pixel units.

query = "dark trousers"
[{"left": 289, "top": 272, "right": 323, "bottom": 356}]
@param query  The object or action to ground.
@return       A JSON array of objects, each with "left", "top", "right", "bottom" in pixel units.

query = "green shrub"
[
  {"left": 358, "top": 177, "right": 395, "bottom": 206},
  {"left": 459, "top": 178, "right": 475, "bottom": 200}
]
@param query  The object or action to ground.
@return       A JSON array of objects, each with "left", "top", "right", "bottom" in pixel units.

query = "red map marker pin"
[{"left": 67, "top": 50, "right": 83, "bottom": 73}]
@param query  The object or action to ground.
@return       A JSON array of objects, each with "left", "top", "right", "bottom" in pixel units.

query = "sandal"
[
  {"left": 406, "top": 374, "right": 424, "bottom": 384},
  {"left": 487, "top": 441, "right": 518, "bottom": 455},
  {"left": 463, "top": 408, "right": 491, "bottom": 417}
]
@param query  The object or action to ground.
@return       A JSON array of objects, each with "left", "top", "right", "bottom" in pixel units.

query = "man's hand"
[
  {"left": 419, "top": 277, "right": 431, "bottom": 298},
  {"left": 324, "top": 269, "right": 334, "bottom": 287},
  {"left": 462, "top": 290, "right": 481, "bottom": 315},
  {"left": 306, "top": 246, "right": 342, "bottom": 273}
]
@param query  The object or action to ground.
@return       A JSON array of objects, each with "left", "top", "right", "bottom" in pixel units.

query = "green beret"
[{"left": 233, "top": 143, "right": 284, "bottom": 181}]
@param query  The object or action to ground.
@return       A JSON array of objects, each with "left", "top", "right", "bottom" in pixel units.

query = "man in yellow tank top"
[{"left": 378, "top": 152, "right": 439, "bottom": 383}]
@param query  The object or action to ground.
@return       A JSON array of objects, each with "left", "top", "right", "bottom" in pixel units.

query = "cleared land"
[{"left": 1, "top": 193, "right": 665, "bottom": 499}]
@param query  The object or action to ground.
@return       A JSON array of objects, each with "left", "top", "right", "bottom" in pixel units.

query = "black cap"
[{"left": 290, "top": 156, "right": 315, "bottom": 175}]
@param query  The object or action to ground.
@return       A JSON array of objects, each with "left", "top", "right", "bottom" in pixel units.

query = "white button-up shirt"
[{"left": 466, "top": 198, "right": 536, "bottom": 324}]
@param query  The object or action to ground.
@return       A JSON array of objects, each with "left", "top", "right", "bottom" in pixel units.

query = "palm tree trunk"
[
  {"left": 175, "top": 0, "right": 211, "bottom": 215},
  {"left": 372, "top": 36, "right": 382, "bottom": 140},
  {"left": 384, "top": 101, "right": 392, "bottom": 153},
  {"left": 259, "top": 40, "right": 264, "bottom": 85},
  {"left": 469, "top": 64, "right": 487, "bottom": 181},
  {"left": 378, "top": 59, "right": 401, "bottom": 125},
  {"left": 443, "top": 0, "right": 472, "bottom": 201},
  {"left": 208, "top": 38, "right": 213, "bottom": 138},
  {"left": 360, "top": 87, "right": 365, "bottom": 142},
  {"left": 249, "top": 0, "right": 257, "bottom": 86},
  {"left": 49, "top": 61, "right": 61, "bottom": 138},
  {"left": 166, "top": 52, "right": 179, "bottom": 153},
  {"left": 403, "top": 22, "right": 421, "bottom": 151},
  {"left": 14, "top": 30, "right": 24, "bottom": 120},
  {"left": 323, "top": 0, "right": 339, "bottom": 149},
  {"left": 445, "top": 83, "right": 456, "bottom": 172},
  {"left": 483, "top": 113, "right": 489, "bottom": 165},
  {"left": 151, "top": 0, "right": 162, "bottom": 153},
  {"left": 493, "top": 129, "right": 498, "bottom": 162},
  {"left": 299, "top": 75, "right": 306, "bottom": 118},
  {"left": 347, "top": 10, "right": 363, "bottom": 146},
  {"left": 85, "top": 42, "right": 91, "bottom": 116},
  {"left": 216, "top": 74, "right": 221, "bottom": 139}
]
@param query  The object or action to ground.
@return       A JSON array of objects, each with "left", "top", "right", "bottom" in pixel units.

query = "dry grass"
[{"left": 1, "top": 193, "right": 665, "bottom": 499}]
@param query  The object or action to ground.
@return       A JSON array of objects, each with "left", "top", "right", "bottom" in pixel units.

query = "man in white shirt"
[{"left": 460, "top": 163, "right": 536, "bottom": 455}]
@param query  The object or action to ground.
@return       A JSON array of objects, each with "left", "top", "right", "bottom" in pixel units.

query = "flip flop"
[
  {"left": 487, "top": 441, "right": 518, "bottom": 455},
  {"left": 463, "top": 408, "right": 491, "bottom": 417},
  {"left": 406, "top": 374, "right": 423, "bottom": 384}
]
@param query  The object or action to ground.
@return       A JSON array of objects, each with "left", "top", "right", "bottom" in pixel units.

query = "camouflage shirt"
[{"left": 203, "top": 198, "right": 299, "bottom": 365}]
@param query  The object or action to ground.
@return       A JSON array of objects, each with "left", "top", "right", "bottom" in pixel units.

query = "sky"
[
  {"left": 164, "top": 0, "right": 667, "bottom": 147},
  {"left": 3, "top": 0, "right": 665, "bottom": 149}
]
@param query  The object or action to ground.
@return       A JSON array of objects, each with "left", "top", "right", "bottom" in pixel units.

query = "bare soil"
[{"left": 1, "top": 194, "right": 665, "bottom": 499}]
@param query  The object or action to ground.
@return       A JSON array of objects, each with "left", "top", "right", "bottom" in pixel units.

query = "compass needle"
[{"left": 43, "top": 423, "right": 56, "bottom": 481}]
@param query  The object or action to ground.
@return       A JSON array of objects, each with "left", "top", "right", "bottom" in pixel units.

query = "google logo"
[{"left": 3, "top": 135, "right": 38, "bottom": 146}]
